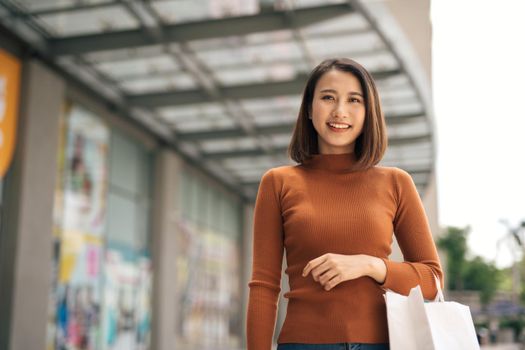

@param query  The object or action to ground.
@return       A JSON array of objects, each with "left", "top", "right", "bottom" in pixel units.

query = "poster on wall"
[
  {"left": 48, "top": 103, "right": 110, "bottom": 350},
  {"left": 102, "top": 248, "right": 152, "bottom": 350},
  {"left": 173, "top": 212, "right": 242, "bottom": 349},
  {"left": 0, "top": 49, "right": 21, "bottom": 179}
]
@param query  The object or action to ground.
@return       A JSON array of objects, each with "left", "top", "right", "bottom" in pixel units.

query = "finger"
[
  {"left": 311, "top": 262, "right": 332, "bottom": 282},
  {"left": 319, "top": 269, "right": 338, "bottom": 285},
  {"left": 302, "top": 255, "right": 326, "bottom": 276},
  {"left": 302, "top": 261, "right": 313, "bottom": 277},
  {"left": 302, "top": 263, "right": 309, "bottom": 277},
  {"left": 324, "top": 274, "right": 341, "bottom": 291}
]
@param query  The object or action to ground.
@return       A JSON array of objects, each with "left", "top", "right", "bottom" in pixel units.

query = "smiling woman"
[
  {"left": 310, "top": 70, "right": 366, "bottom": 150},
  {"left": 288, "top": 57, "right": 387, "bottom": 171},
  {"left": 246, "top": 58, "right": 444, "bottom": 350}
]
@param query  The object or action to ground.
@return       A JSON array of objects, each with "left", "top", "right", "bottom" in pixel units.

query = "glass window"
[{"left": 103, "top": 129, "right": 153, "bottom": 350}]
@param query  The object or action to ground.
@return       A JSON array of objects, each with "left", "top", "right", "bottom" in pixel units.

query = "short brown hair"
[{"left": 288, "top": 57, "right": 387, "bottom": 171}]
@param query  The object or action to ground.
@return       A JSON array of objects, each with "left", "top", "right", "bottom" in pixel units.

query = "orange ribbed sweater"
[{"left": 246, "top": 151, "right": 444, "bottom": 349}]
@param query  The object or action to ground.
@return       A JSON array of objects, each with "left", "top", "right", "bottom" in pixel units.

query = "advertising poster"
[
  {"left": 49, "top": 104, "right": 109, "bottom": 350},
  {"left": 0, "top": 49, "right": 21, "bottom": 179},
  {"left": 102, "top": 248, "right": 151, "bottom": 350},
  {"left": 173, "top": 212, "right": 242, "bottom": 349}
]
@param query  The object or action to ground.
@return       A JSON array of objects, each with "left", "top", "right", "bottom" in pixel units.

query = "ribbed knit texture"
[{"left": 246, "top": 151, "right": 444, "bottom": 349}]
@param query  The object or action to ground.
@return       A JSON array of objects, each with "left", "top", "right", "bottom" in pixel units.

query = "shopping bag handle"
[{"left": 430, "top": 269, "right": 445, "bottom": 303}]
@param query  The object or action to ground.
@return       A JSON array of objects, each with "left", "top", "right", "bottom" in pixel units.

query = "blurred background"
[{"left": 0, "top": 0, "right": 523, "bottom": 349}]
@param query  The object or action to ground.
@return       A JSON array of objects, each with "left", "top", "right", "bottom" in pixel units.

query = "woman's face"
[{"left": 310, "top": 69, "right": 366, "bottom": 154}]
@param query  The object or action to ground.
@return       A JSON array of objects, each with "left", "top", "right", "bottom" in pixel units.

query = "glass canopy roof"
[{"left": 0, "top": 0, "right": 435, "bottom": 201}]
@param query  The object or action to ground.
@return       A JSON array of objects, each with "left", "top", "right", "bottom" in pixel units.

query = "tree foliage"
[
  {"left": 463, "top": 256, "right": 503, "bottom": 305},
  {"left": 437, "top": 225, "right": 470, "bottom": 290},
  {"left": 437, "top": 225, "right": 502, "bottom": 306}
]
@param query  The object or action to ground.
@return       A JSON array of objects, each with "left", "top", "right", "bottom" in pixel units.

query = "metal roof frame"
[{"left": 0, "top": 0, "right": 435, "bottom": 201}]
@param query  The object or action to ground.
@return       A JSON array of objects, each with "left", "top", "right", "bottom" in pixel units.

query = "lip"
[
  {"left": 326, "top": 121, "right": 351, "bottom": 126},
  {"left": 326, "top": 122, "right": 352, "bottom": 133}
]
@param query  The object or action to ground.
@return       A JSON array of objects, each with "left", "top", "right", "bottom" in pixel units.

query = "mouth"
[{"left": 326, "top": 122, "right": 352, "bottom": 131}]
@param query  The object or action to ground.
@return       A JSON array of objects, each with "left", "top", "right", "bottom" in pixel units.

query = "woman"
[{"left": 246, "top": 58, "right": 444, "bottom": 350}]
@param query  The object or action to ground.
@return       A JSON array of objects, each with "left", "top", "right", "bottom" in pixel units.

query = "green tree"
[
  {"left": 437, "top": 225, "right": 503, "bottom": 307},
  {"left": 437, "top": 225, "right": 470, "bottom": 290},
  {"left": 463, "top": 256, "right": 503, "bottom": 306}
]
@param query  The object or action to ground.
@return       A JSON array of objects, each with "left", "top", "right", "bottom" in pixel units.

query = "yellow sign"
[{"left": 0, "top": 49, "right": 21, "bottom": 179}]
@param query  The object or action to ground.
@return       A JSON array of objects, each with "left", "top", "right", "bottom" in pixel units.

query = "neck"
[{"left": 302, "top": 151, "right": 358, "bottom": 173}]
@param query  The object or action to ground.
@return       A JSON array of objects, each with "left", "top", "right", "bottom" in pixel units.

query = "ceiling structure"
[{"left": 0, "top": 0, "right": 435, "bottom": 201}]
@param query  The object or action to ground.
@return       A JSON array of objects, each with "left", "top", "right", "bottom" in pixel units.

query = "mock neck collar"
[{"left": 302, "top": 151, "right": 358, "bottom": 173}]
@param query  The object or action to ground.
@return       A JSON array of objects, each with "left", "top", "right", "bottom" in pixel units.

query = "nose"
[{"left": 333, "top": 100, "right": 349, "bottom": 118}]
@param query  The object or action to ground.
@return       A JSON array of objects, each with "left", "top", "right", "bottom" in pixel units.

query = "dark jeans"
[{"left": 277, "top": 343, "right": 389, "bottom": 350}]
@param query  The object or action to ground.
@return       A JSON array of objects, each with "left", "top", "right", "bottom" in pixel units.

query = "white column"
[
  {"left": 151, "top": 149, "right": 184, "bottom": 350},
  {"left": 7, "top": 60, "right": 64, "bottom": 350}
]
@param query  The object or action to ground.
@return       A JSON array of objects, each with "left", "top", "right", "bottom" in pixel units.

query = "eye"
[
  {"left": 350, "top": 97, "right": 361, "bottom": 103},
  {"left": 321, "top": 95, "right": 334, "bottom": 100}
]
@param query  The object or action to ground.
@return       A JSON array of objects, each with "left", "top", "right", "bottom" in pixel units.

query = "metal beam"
[
  {"left": 84, "top": 33, "right": 381, "bottom": 65},
  {"left": 199, "top": 133, "right": 431, "bottom": 160},
  {"left": 175, "top": 111, "right": 424, "bottom": 141},
  {"left": 109, "top": 46, "right": 387, "bottom": 82},
  {"left": 48, "top": 3, "right": 355, "bottom": 55},
  {"left": 128, "top": 69, "right": 401, "bottom": 108},
  {"left": 27, "top": 1, "right": 118, "bottom": 16}
]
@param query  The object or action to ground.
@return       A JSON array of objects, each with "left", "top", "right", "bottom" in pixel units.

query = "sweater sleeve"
[
  {"left": 246, "top": 168, "right": 284, "bottom": 350},
  {"left": 378, "top": 168, "right": 444, "bottom": 300}
]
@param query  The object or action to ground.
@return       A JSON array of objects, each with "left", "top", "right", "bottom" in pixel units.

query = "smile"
[{"left": 327, "top": 122, "right": 352, "bottom": 131}]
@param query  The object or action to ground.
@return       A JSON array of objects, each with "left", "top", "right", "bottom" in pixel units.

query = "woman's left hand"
[{"left": 302, "top": 253, "right": 384, "bottom": 291}]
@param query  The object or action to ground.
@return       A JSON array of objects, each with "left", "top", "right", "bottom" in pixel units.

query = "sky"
[{"left": 431, "top": 0, "right": 525, "bottom": 268}]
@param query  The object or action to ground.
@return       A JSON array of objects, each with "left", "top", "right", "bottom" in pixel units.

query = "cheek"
[
  {"left": 355, "top": 109, "right": 366, "bottom": 125},
  {"left": 311, "top": 102, "right": 323, "bottom": 117},
  {"left": 353, "top": 115, "right": 366, "bottom": 133},
  {"left": 311, "top": 104, "right": 325, "bottom": 126},
  {"left": 357, "top": 118, "right": 365, "bottom": 130}
]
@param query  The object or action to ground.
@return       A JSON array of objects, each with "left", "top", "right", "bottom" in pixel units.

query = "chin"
[{"left": 326, "top": 139, "right": 355, "bottom": 147}]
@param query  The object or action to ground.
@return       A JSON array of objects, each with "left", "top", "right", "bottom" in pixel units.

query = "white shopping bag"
[{"left": 383, "top": 273, "right": 480, "bottom": 350}]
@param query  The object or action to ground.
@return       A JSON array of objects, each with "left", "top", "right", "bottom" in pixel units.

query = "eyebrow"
[{"left": 319, "top": 88, "right": 363, "bottom": 97}]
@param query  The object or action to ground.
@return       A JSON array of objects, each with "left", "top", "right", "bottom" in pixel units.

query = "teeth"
[{"left": 328, "top": 123, "right": 350, "bottom": 129}]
